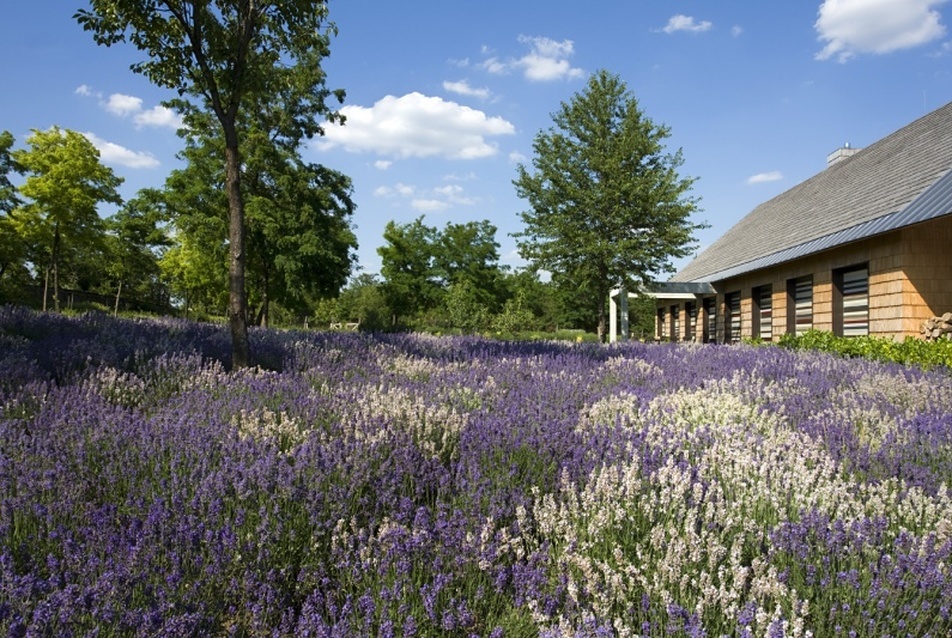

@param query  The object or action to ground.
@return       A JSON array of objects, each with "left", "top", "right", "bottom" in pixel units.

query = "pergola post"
[{"left": 609, "top": 287, "right": 630, "bottom": 343}]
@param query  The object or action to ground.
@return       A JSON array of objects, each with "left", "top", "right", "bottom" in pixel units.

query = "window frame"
[
  {"left": 725, "top": 291, "right": 741, "bottom": 344},
  {"left": 786, "top": 275, "right": 813, "bottom": 336},
  {"left": 833, "top": 264, "right": 869, "bottom": 337},
  {"left": 752, "top": 284, "right": 773, "bottom": 341}
]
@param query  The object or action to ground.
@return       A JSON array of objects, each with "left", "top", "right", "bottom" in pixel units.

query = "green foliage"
[
  {"left": 0, "top": 130, "right": 22, "bottom": 215},
  {"left": 491, "top": 290, "right": 536, "bottom": 336},
  {"left": 104, "top": 189, "right": 172, "bottom": 314},
  {"left": 378, "top": 218, "right": 442, "bottom": 326},
  {"left": 10, "top": 127, "right": 123, "bottom": 312},
  {"left": 778, "top": 329, "right": 952, "bottom": 370},
  {"left": 513, "top": 69, "right": 705, "bottom": 341},
  {"left": 443, "top": 280, "right": 490, "bottom": 334},
  {"left": 317, "top": 273, "right": 392, "bottom": 332},
  {"left": 434, "top": 219, "right": 505, "bottom": 310},
  {"left": 165, "top": 115, "right": 357, "bottom": 327},
  {"left": 76, "top": 0, "right": 346, "bottom": 367},
  {"left": 379, "top": 218, "right": 509, "bottom": 329}
]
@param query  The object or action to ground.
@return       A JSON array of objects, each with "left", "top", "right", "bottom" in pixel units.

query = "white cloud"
[
  {"left": 442, "top": 171, "right": 477, "bottom": 181},
  {"left": 318, "top": 92, "right": 515, "bottom": 159},
  {"left": 373, "top": 160, "right": 393, "bottom": 170},
  {"left": 433, "top": 184, "right": 477, "bottom": 205},
  {"left": 815, "top": 0, "right": 947, "bottom": 62},
  {"left": 80, "top": 88, "right": 183, "bottom": 130},
  {"left": 509, "top": 150, "right": 528, "bottom": 164},
  {"left": 731, "top": 25, "right": 744, "bottom": 37},
  {"left": 659, "top": 15, "right": 714, "bottom": 34},
  {"left": 83, "top": 132, "right": 160, "bottom": 169},
  {"left": 482, "top": 35, "right": 585, "bottom": 82},
  {"left": 133, "top": 105, "right": 183, "bottom": 130},
  {"left": 374, "top": 182, "right": 416, "bottom": 198},
  {"left": 105, "top": 93, "right": 144, "bottom": 117},
  {"left": 411, "top": 198, "right": 451, "bottom": 212},
  {"left": 376, "top": 180, "right": 477, "bottom": 211},
  {"left": 746, "top": 171, "right": 783, "bottom": 184},
  {"left": 443, "top": 80, "right": 492, "bottom": 100}
]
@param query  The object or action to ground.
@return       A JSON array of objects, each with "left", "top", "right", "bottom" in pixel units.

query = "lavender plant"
[{"left": 1, "top": 305, "right": 950, "bottom": 636}]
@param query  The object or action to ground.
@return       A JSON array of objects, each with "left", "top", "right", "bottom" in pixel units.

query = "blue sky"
[{"left": 2, "top": 1, "right": 951, "bottom": 279}]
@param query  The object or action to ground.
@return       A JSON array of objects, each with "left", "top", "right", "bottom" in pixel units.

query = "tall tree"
[
  {"left": 377, "top": 217, "right": 441, "bottom": 327},
  {"left": 434, "top": 220, "right": 504, "bottom": 311},
  {"left": 0, "top": 131, "right": 21, "bottom": 215},
  {"left": 513, "top": 69, "right": 705, "bottom": 341},
  {"left": 162, "top": 115, "right": 357, "bottom": 327},
  {"left": 105, "top": 189, "right": 172, "bottom": 315},
  {"left": 11, "top": 127, "right": 122, "bottom": 312},
  {"left": 76, "top": 0, "right": 345, "bottom": 367},
  {"left": 0, "top": 131, "right": 25, "bottom": 283}
]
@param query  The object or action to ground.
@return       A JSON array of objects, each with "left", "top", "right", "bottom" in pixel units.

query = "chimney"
[{"left": 827, "top": 142, "right": 861, "bottom": 167}]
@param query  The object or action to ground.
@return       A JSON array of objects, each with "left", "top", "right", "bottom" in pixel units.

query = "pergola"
[{"left": 608, "top": 282, "right": 716, "bottom": 343}]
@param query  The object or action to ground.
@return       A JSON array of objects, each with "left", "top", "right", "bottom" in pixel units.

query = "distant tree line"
[
  {"left": 0, "top": 125, "right": 357, "bottom": 327},
  {"left": 2, "top": 45, "right": 700, "bottom": 347}
]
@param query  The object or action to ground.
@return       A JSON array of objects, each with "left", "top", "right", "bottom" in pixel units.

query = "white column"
[
  {"left": 619, "top": 287, "right": 629, "bottom": 341},
  {"left": 609, "top": 289, "right": 618, "bottom": 343}
]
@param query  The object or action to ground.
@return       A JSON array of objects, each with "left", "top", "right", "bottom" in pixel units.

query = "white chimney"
[{"left": 827, "top": 142, "right": 861, "bottom": 167}]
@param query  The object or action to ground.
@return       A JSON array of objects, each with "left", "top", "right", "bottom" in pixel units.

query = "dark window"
[
  {"left": 703, "top": 297, "right": 717, "bottom": 343},
  {"left": 786, "top": 275, "right": 813, "bottom": 335},
  {"left": 834, "top": 265, "right": 869, "bottom": 337},
  {"left": 658, "top": 307, "right": 667, "bottom": 339},
  {"left": 753, "top": 285, "right": 773, "bottom": 341},
  {"left": 670, "top": 305, "right": 680, "bottom": 342},
  {"left": 685, "top": 301, "right": 697, "bottom": 341},
  {"left": 725, "top": 292, "right": 741, "bottom": 344}
]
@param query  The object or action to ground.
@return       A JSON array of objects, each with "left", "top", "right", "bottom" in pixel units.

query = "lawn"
[{"left": 1, "top": 306, "right": 950, "bottom": 637}]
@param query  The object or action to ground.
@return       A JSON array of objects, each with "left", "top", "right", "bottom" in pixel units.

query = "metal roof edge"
[{"left": 681, "top": 169, "right": 952, "bottom": 284}]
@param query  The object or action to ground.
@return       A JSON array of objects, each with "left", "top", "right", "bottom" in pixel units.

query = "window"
[
  {"left": 787, "top": 275, "right": 813, "bottom": 335},
  {"left": 834, "top": 265, "right": 869, "bottom": 337},
  {"left": 685, "top": 301, "right": 697, "bottom": 341},
  {"left": 753, "top": 285, "right": 773, "bottom": 341},
  {"left": 725, "top": 292, "right": 741, "bottom": 344},
  {"left": 702, "top": 297, "right": 716, "bottom": 343},
  {"left": 658, "top": 307, "right": 667, "bottom": 340},
  {"left": 670, "top": 305, "right": 680, "bottom": 342}
]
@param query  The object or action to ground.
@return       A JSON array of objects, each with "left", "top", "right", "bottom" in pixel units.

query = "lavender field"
[{"left": 1, "top": 306, "right": 951, "bottom": 637}]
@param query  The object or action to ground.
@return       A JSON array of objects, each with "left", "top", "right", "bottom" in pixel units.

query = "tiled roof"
[{"left": 672, "top": 101, "right": 952, "bottom": 283}]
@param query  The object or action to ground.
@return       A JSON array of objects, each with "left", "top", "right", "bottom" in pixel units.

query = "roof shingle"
[{"left": 672, "top": 101, "right": 952, "bottom": 283}]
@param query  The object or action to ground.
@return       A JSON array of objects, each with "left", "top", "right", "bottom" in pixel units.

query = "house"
[{"left": 620, "top": 100, "right": 952, "bottom": 344}]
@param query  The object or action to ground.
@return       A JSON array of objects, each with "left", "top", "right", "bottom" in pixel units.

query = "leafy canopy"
[
  {"left": 513, "top": 69, "right": 705, "bottom": 339},
  {"left": 75, "top": 0, "right": 345, "bottom": 366}
]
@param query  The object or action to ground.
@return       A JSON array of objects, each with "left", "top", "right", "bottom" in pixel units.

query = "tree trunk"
[
  {"left": 596, "top": 268, "right": 609, "bottom": 343},
  {"left": 51, "top": 224, "right": 61, "bottom": 313},
  {"left": 597, "top": 305, "right": 607, "bottom": 343},
  {"left": 259, "top": 271, "right": 270, "bottom": 328},
  {"left": 42, "top": 265, "right": 50, "bottom": 313},
  {"left": 224, "top": 128, "right": 250, "bottom": 368},
  {"left": 114, "top": 279, "right": 123, "bottom": 317}
]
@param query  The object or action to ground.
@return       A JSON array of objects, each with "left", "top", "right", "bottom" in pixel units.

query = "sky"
[{"left": 2, "top": 0, "right": 952, "bottom": 280}]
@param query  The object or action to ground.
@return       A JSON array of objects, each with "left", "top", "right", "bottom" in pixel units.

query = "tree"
[
  {"left": 434, "top": 220, "right": 505, "bottom": 312},
  {"left": 444, "top": 279, "right": 490, "bottom": 334},
  {"left": 513, "top": 69, "right": 705, "bottom": 341},
  {"left": 164, "top": 117, "right": 357, "bottom": 327},
  {"left": 377, "top": 218, "right": 441, "bottom": 327},
  {"left": 0, "top": 131, "right": 21, "bottom": 215},
  {"left": 0, "top": 131, "right": 26, "bottom": 285},
  {"left": 105, "top": 189, "right": 172, "bottom": 315},
  {"left": 77, "top": 0, "right": 345, "bottom": 367},
  {"left": 11, "top": 127, "right": 122, "bottom": 312},
  {"left": 334, "top": 273, "right": 390, "bottom": 332},
  {"left": 241, "top": 131, "right": 356, "bottom": 326}
]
